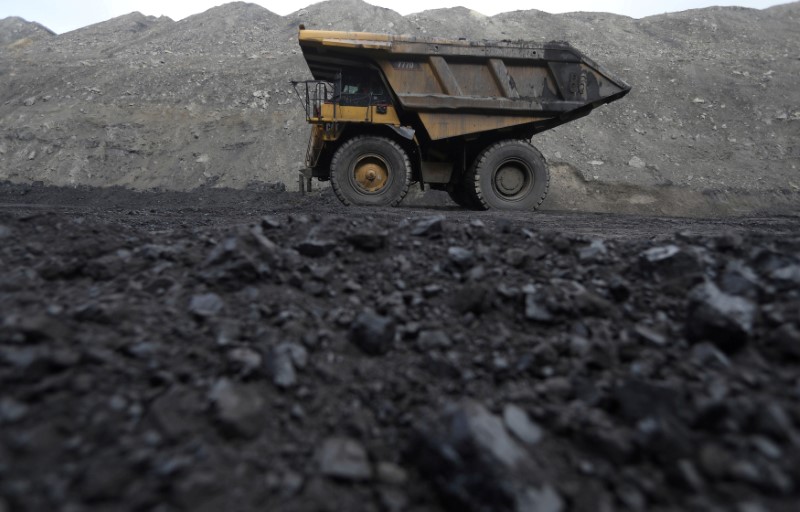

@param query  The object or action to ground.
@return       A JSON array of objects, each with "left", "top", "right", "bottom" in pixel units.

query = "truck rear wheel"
[
  {"left": 330, "top": 136, "right": 411, "bottom": 207},
  {"left": 470, "top": 140, "right": 550, "bottom": 211},
  {"left": 447, "top": 182, "right": 483, "bottom": 210}
]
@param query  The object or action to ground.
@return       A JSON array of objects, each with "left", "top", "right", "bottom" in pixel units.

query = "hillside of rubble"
[{"left": 0, "top": 1, "right": 798, "bottom": 214}]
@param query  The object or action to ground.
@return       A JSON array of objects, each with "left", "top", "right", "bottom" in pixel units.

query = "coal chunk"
[
  {"left": 523, "top": 284, "right": 554, "bottom": 322},
  {"left": 503, "top": 404, "right": 543, "bottom": 446},
  {"left": 209, "top": 378, "right": 265, "bottom": 439},
  {"left": 266, "top": 343, "right": 307, "bottom": 388},
  {"left": 686, "top": 280, "right": 757, "bottom": 351},
  {"left": 639, "top": 244, "right": 704, "bottom": 279},
  {"left": 346, "top": 231, "right": 388, "bottom": 252},
  {"left": 448, "top": 246, "right": 475, "bottom": 269},
  {"left": 317, "top": 437, "right": 372, "bottom": 481},
  {"left": 149, "top": 386, "right": 203, "bottom": 440},
  {"left": 411, "top": 215, "right": 445, "bottom": 237},
  {"left": 350, "top": 310, "right": 396, "bottom": 355},
  {"left": 188, "top": 292, "right": 225, "bottom": 318},
  {"left": 413, "top": 399, "right": 562, "bottom": 512},
  {"left": 296, "top": 237, "right": 337, "bottom": 257}
]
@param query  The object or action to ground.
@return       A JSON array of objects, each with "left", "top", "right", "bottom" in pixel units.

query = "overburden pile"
[{"left": 0, "top": 1, "right": 798, "bottom": 214}]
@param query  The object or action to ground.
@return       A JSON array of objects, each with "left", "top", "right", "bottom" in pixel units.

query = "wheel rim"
[
  {"left": 352, "top": 154, "right": 390, "bottom": 194},
  {"left": 493, "top": 159, "right": 533, "bottom": 200}
]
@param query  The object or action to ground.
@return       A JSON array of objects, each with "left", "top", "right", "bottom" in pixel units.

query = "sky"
[{"left": 0, "top": 0, "right": 788, "bottom": 34}]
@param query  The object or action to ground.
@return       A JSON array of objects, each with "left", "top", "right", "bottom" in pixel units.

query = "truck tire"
[
  {"left": 330, "top": 136, "right": 411, "bottom": 207},
  {"left": 447, "top": 181, "right": 483, "bottom": 210},
  {"left": 470, "top": 140, "right": 550, "bottom": 211}
]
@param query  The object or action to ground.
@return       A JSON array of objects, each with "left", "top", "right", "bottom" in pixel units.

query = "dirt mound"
[
  {"left": 0, "top": 17, "right": 54, "bottom": 47},
  {"left": 0, "top": 0, "right": 798, "bottom": 214}
]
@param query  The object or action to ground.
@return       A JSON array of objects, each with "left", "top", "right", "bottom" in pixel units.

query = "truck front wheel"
[
  {"left": 470, "top": 140, "right": 550, "bottom": 211},
  {"left": 330, "top": 136, "right": 411, "bottom": 207}
]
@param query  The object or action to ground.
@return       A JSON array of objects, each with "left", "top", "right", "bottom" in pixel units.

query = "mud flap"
[{"left": 298, "top": 167, "right": 313, "bottom": 194}]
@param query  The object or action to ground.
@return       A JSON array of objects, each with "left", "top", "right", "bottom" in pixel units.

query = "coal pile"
[{"left": 1, "top": 183, "right": 799, "bottom": 511}]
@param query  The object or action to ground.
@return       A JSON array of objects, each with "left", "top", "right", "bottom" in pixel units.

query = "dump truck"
[{"left": 292, "top": 27, "right": 631, "bottom": 210}]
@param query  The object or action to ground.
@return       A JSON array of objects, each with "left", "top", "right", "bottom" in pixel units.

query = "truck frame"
[{"left": 292, "top": 26, "right": 631, "bottom": 210}]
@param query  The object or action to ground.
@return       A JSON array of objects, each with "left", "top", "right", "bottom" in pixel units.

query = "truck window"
[{"left": 338, "top": 71, "right": 388, "bottom": 106}]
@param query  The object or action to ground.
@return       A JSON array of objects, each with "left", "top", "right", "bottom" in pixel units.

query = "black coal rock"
[
  {"left": 350, "top": 310, "right": 396, "bottom": 355},
  {"left": 188, "top": 292, "right": 225, "bottom": 318},
  {"left": 686, "top": 280, "right": 757, "bottom": 351},
  {"left": 346, "top": 231, "right": 388, "bottom": 252},
  {"left": 412, "top": 399, "right": 563, "bottom": 512},
  {"left": 411, "top": 216, "right": 445, "bottom": 237},
  {"left": 209, "top": 378, "right": 266, "bottom": 439},
  {"left": 317, "top": 437, "right": 372, "bottom": 481}
]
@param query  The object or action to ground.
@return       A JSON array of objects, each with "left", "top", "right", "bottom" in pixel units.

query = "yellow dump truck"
[{"left": 292, "top": 27, "right": 631, "bottom": 210}]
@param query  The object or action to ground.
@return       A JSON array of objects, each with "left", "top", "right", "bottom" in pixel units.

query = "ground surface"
[{"left": 2, "top": 183, "right": 800, "bottom": 512}]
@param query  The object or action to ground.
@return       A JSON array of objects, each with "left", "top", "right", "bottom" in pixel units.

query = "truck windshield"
[{"left": 338, "top": 70, "right": 389, "bottom": 106}]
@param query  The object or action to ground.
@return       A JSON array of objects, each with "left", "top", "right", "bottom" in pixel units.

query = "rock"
[
  {"left": 448, "top": 246, "right": 475, "bottom": 269},
  {"left": 751, "top": 436, "right": 782, "bottom": 460},
  {"left": 296, "top": 237, "right": 337, "bottom": 258},
  {"left": 612, "top": 379, "right": 682, "bottom": 423},
  {"left": 346, "top": 231, "right": 388, "bottom": 252},
  {"left": 80, "top": 452, "right": 133, "bottom": 502},
  {"left": 209, "top": 378, "right": 265, "bottom": 439},
  {"left": 188, "top": 293, "right": 225, "bottom": 318},
  {"left": 698, "top": 443, "right": 732, "bottom": 479},
  {"left": 686, "top": 280, "right": 757, "bottom": 351},
  {"left": 719, "top": 260, "right": 761, "bottom": 299},
  {"left": 149, "top": 387, "right": 203, "bottom": 439},
  {"left": 266, "top": 343, "right": 307, "bottom": 388},
  {"left": 9, "top": 314, "right": 71, "bottom": 342},
  {"left": 215, "top": 319, "right": 241, "bottom": 346},
  {"left": 503, "top": 247, "right": 527, "bottom": 267},
  {"left": 577, "top": 239, "right": 608, "bottom": 262},
  {"left": 754, "top": 402, "right": 797, "bottom": 442},
  {"left": 523, "top": 284, "right": 554, "bottom": 322},
  {"left": 260, "top": 215, "right": 281, "bottom": 229},
  {"left": 503, "top": 404, "right": 543, "bottom": 446},
  {"left": 265, "top": 470, "right": 304, "bottom": 498},
  {"left": 763, "top": 323, "right": 800, "bottom": 360},
  {"left": 227, "top": 347, "right": 262, "bottom": 376},
  {"left": 639, "top": 244, "right": 703, "bottom": 280},
  {"left": 376, "top": 462, "right": 408, "bottom": 485},
  {"left": 608, "top": 275, "right": 631, "bottom": 302},
  {"left": 317, "top": 437, "right": 372, "bottom": 481},
  {"left": 689, "top": 342, "right": 731, "bottom": 368},
  {"left": 413, "top": 399, "right": 560, "bottom": 512},
  {"left": 628, "top": 156, "right": 646, "bottom": 168},
  {"left": 416, "top": 329, "right": 452, "bottom": 351},
  {"left": 771, "top": 264, "right": 800, "bottom": 288},
  {"left": 411, "top": 215, "right": 445, "bottom": 236},
  {"left": 676, "top": 459, "right": 706, "bottom": 491},
  {"left": 450, "top": 283, "right": 492, "bottom": 315},
  {"left": 172, "top": 471, "right": 223, "bottom": 510},
  {"left": 738, "top": 504, "right": 769, "bottom": 512},
  {"left": 23, "top": 96, "right": 36, "bottom": 106},
  {"left": 350, "top": 310, "right": 396, "bottom": 355},
  {"left": 377, "top": 487, "right": 409, "bottom": 512},
  {"left": 0, "top": 398, "right": 28, "bottom": 424},
  {"left": 633, "top": 323, "right": 668, "bottom": 346}
]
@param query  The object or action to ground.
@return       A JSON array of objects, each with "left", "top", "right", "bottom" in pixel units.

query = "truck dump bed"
[{"left": 299, "top": 29, "right": 631, "bottom": 140}]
